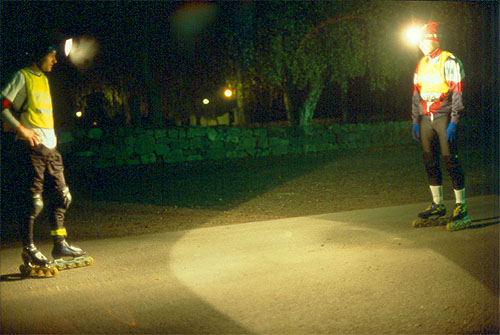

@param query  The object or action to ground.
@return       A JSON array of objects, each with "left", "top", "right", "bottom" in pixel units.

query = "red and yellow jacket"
[{"left": 411, "top": 48, "right": 465, "bottom": 124}]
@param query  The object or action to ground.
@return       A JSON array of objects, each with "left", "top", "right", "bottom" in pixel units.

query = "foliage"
[
  {"left": 243, "top": 1, "right": 371, "bottom": 125},
  {"left": 4, "top": 1, "right": 480, "bottom": 128},
  {"left": 233, "top": 0, "right": 480, "bottom": 126}
]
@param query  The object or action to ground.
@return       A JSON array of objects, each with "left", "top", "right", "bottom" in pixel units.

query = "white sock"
[
  {"left": 430, "top": 185, "right": 444, "bottom": 204},
  {"left": 454, "top": 188, "right": 466, "bottom": 204}
]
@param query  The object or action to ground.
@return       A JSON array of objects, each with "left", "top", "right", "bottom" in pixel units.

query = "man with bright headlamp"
[{"left": 410, "top": 22, "right": 469, "bottom": 230}]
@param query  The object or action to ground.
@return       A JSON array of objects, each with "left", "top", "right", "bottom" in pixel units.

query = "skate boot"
[
  {"left": 412, "top": 203, "right": 448, "bottom": 228},
  {"left": 446, "top": 203, "right": 472, "bottom": 231},
  {"left": 52, "top": 240, "right": 93, "bottom": 270},
  {"left": 20, "top": 244, "right": 58, "bottom": 278}
]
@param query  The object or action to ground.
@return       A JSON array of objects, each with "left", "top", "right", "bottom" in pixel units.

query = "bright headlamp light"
[{"left": 404, "top": 26, "right": 423, "bottom": 45}]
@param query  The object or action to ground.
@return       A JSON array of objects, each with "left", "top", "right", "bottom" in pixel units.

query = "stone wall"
[{"left": 57, "top": 121, "right": 412, "bottom": 168}]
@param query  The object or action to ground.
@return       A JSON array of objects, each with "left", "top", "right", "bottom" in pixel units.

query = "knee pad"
[
  {"left": 442, "top": 154, "right": 459, "bottom": 167},
  {"left": 423, "top": 152, "right": 439, "bottom": 167},
  {"left": 59, "top": 186, "right": 72, "bottom": 210},
  {"left": 30, "top": 193, "right": 44, "bottom": 219},
  {"left": 442, "top": 155, "right": 465, "bottom": 189},
  {"left": 422, "top": 152, "right": 442, "bottom": 185}
]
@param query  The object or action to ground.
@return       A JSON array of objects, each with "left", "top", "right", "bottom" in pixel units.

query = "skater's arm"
[
  {"left": 15, "top": 124, "right": 42, "bottom": 147},
  {"left": 1, "top": 71, "right": 24, "bottom": 130},
  {"left": 1, "top": 99, "right": 21, "bottom": 129},
  {"left": 411, "top": 63, "right": 423, "bottom": 125},
  {"left": 444, "top": 55, "right": 465, "bottom": 124},
  {"left": 1, "top": 104, "right": 41, "bottom": 146},
  {"left": 1, "top": 71, "right": 42, "bottom": 146}
]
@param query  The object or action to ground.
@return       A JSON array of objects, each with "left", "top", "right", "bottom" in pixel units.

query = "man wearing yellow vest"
[
  {"left": 411, "top": 22, "right": 469, "bottom": 230},
  {"left": 1, "top": 38, "right": 86, "bottom": 268}
]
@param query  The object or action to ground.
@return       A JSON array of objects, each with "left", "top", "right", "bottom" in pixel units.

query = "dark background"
[
  {"left": 1, "top": 1, "right": 498, "bottom": 126},
  {"left": 0, "top": 0, "right": 498, "bottom": 244}
]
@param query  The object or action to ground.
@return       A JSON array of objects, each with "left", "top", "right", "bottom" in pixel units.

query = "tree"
[
  {"left": 234, "top": 0, "right": 479, "bottom": 127},
  {"left": 246, "top": 1, "right": 368, "bottom": 126},
  {"left": 251, "top": 1, "right": 312, "bottom": 125},
  {"left": 294, "top": 14, "right": 367, "bottom": 125}
]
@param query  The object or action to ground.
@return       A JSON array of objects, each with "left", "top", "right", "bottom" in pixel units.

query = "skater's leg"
[
  {"left": 413, "top": 118, "right": 448, "bottom": 228},
  {"left": 429, "top": 185, "right": 444, "bottom": 205},
  {"left": 19, "top": 146, "right": 47, "bottom": 247},
  {"left": 420, "top": 118, "right": 443, "bottom": 202},
  {"left": 444, "top": 153, "right": 466, "bottom": 205},
  {"left": 454, "top": 188, "right": 466, "bottom": 204},
  {"left": 433, "top": 117, "right": 466, "bottom": 205},
  {"left": 22, "top": 193, "right": 44, "bottom": 246},
  {"left": 48, "top": 186, "right": 71, "bottom": 245},
  {"left": 45, "top": 149, "right": 70, "bottom": 244},
  {"left": 45, "top": 149, "right": 86, "bottom": 258}
]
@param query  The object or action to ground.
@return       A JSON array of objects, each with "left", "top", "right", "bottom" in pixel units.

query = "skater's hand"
[
  {"left": 411, "top": 124, "right": 420, "bottom": 142},
  {"left": 445, "top": 121, "right": 457, "bottom": 143},
  {"left": 15, "top": 124, "right": 41, "bottom": 147}
]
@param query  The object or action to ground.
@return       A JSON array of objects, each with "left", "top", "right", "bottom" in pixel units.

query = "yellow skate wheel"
[
  {"left": 49, "top": 267, "right": 58, "bottom": 277},
  {"left": 37, "top": 269, "right": 44, "bottom": 277},
  {"left": 86, "top": 256, "right": 94, "bottom": 266},
  {"left": 29, "top": 268, "right": 36, "bottom": 276}
]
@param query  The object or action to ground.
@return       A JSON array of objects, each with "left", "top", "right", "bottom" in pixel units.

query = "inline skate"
[
  {"left": 412, "top": 203, "right": 448, "bottom": 228},
  {"left": 446, "top": 203, "right": 471, "bottom": 231},
  {"left": 19, "top": 244, "right": 58, "bottom": 278},
  {"left": 51, "top": 240, "right": 93, "bottom": 271}
]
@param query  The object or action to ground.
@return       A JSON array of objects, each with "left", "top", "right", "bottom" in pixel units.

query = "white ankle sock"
[
  {"left": 454, "top": 188, "right": 466, "bottom": 204},
  {"left": 430, "top": 185, "right": 444, "bottom": 204}
]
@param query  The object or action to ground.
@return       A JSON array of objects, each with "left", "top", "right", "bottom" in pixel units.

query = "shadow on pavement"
[{"left": 468, "top": 216, "right": 499, "bottom": 229}]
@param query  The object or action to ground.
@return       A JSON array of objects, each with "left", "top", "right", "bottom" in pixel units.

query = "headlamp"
[
  {"left": 64, "top": 38, "right": 73, "bottom": 57},
  {"left": 404, "top": 26, "right": 423, "bottom": 45}
]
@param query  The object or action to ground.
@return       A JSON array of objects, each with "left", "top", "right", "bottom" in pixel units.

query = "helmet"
[
  {"left": 422, "top": 21, "right": 440, "bottom": 43},
  {"left": 23, "top": 32, "right": 58, "bottom": 63},
  {"left": 30, "top": 42, "right": 57, "bottom": 62}
]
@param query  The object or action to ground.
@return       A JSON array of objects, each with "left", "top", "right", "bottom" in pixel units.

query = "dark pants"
[
  {"left": 420, "top": 116, "right": 465, "bottom": 190},
  {"left": 18, "top": 144, "right": 69, "bottom": 246}
]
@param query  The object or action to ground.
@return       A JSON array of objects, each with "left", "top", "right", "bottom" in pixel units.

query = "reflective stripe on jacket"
[{"left": 416, "top": 50, "right": 452, "bottom": 96}]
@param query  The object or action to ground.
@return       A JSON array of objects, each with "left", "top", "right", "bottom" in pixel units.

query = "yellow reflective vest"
[
  {"left": 20, "top": 68, "right": 54, "bottom": 129},
  {"left": 416, "top": 50, "right": 452, "bottom": 95}
]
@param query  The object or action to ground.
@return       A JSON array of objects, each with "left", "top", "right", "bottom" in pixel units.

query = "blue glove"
[
  {"left": 445, "top": 121, "right": 457, "bottom": 143},
  {"left": 411, "top": 124, "right": 420, "bottom": 142}
]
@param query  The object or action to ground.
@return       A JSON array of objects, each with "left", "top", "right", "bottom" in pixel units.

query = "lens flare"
[
  {"left": 68, "top": 36, "right": 99, "bottom": 69},
  {"left": 170, "top": 3, "right": 218, "bottom": 44},
  {"left": 404, "top": 26, "right": 423, "bottom": 45}
]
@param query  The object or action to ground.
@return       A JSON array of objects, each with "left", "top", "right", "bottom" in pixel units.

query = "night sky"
[{"left": 1, "top": 1, "right": 498, "bottom": 126}]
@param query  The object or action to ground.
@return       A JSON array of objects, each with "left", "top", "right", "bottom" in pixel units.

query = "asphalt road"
[{"left": 1, "top": 195, "right": 498, "bottom": 334}]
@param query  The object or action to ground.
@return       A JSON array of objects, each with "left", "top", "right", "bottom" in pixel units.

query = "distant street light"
[
  {"left": 203, "top": 98, "right": 210, "bottom": 105},
  {"left": 75, "top": 111, "right": 83, "bottom": 118}
]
